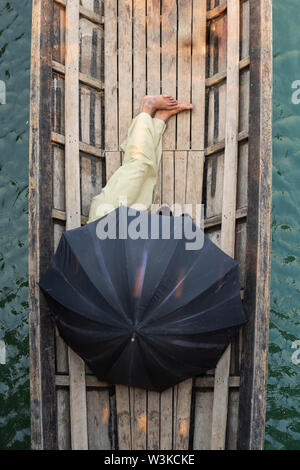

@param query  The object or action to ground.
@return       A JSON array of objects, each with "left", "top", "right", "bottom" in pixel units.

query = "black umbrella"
[{"left": 39, "top": 206, "right": 247, "bottom": 392}]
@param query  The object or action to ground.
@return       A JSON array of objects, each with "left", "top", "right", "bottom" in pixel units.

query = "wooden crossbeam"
[
  {"left": 52, "top": 60, "right": 104, "bottom": 90},
  {"left": 51, "top": 129, "right": 249, "bottom": 159},
  {"left": 207, "top": 1, "right": 227, "bottom": 21},
  {"left": 54, "top": 0, "right": 104, "bottom": 25},
  {"left": 55, "top": 374, "right": 241, "bottom": 390},
  {"left": 51, "top": 205, "right": 247, "bottom": 231}
]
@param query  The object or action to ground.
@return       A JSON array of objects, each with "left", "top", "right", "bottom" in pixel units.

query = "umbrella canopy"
[{"left": 39, "top": 206, "right": 247, "bottom": 392}]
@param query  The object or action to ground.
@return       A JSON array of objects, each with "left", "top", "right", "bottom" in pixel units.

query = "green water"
[
  {"left": 265, "top": 0, "right": 300, "bottom": 450},
  {"left": 0, "top": 0, "right": 31, "bottom": 449},
  {"left": 0, "top": 0, "right": 299, "bottom": 450}
]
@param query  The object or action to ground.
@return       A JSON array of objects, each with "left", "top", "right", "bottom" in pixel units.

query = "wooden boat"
[{"left": 29, "top": 0, "right": 272, "bottom": 450}]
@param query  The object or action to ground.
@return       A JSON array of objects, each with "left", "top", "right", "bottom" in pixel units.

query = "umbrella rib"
[
  {"left": 47, "top": 262, "right": 127, "bottom": 328},
  {"left": 141, "top": 263, "right": 239, "bottom": 328},
  {"left": 64, "top": 233, "right": 132, "bottom": 325},
  {"left": 141, "top": 333, "right": 225, "bottom": 373},
  {"left": 57, "top": 317, "right": 130, "bottom": 344},
  {"left": 146, "top": 286, "right": 245, "bottom": 335},
  {"left": 88, "top": 337, "right": 131, "bottom": 374},
  {"left": 136, "top": 238, "right": 181, "bottom": 323},
  {"left": 137, "top": 335, "right": 184, "bottom": 385}
]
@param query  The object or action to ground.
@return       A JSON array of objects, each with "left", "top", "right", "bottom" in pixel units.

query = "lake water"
[
  {"left": 0, "top": 0, "right": 31, "bottom": 449},
  {"left": 0, "top": 0, "right": 299, "bottom": 450},
  {"left": 266, "top": 0, "right": 300, "bottom": 450}
]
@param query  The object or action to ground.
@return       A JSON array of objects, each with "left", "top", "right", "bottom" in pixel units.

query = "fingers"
[{"left": 164, "top": 94, "right": 177, "bottom": 103}]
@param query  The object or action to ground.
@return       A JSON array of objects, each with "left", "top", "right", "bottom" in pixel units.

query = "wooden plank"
[
  {"left": 211, "top": 0, "right": 240, "bottom": 450},
  {"left": 65, "top": 0, "right": 88, "bottom": 450},
  {"left": 53, "top": 60, "right": 104, "bottom": 90},
  {"left": 205, "top": 206, "right": 247, "bottom": 230},
  {"left": 115, "top": 1, "right": 147, "bottom": 452},
  {"left": 79, "top": 87, "right": 103, "bottom": 148},
  {"left": 29, "top": 0, "right": 57, "bottom": 450},
  {"left": 225, "top": 389, "right": 239, "bottom": 450},
  {"left": 207, "top": 2, "right": 227, "bottom": 21},
  {"left": 160, "top": 388, "right": 173, "bottom": 450},
  {"left": 55, "top": 0, "right": 104, "bottom": 25},
  {"left": 55, "top": 373, "right": 241, "bottom": 389},
  {"left": 87, "top": 390, "right": 111, "bottom": 449},
  {"left": 53, "top": 1, "right": 62, "bottom": 64},
  {"left": 80, "top": 0, "right": 102, "bottom": 21},
  {"left": 133, "top": 0, "right": 146, "bottom": 116},
  {"left": 146, "top": 2, "right": 161, "bottom": 439},
  {"left": 173, "top": 379, "right": 192, "bottom": 449},
  {"left": 105, "top": 151, "right": 122, "bottom": 179},
  {"left": 79, "top": 16, "right": 103, "bottom": 81},
  {"left": 205, "top": 153, "right": 224, "bottom": 218},
  {"left": 79, "top": 17, "right": 92, "bottom": 79},
  {"left": 53, "top": 223, "right": 69, "bottom": 383},
  {"left": 80, "top": 155, "right": 103, "bottom": 217},
  {"left": 186, "top": 151, "right": 205, "bottom": 221},
  {"left": 52, "top": 73, "right": 65, "bottom": 135},
  {"left": 57, "top": 389, "right": 71, "bottom": 449},
  {"left": 153, "top": 158, "right": 162, "bottom": 207},
  {"left": 147, "top": 391, "right": 160, "bottom": 450},
  {"left": 60, "top": 4, "right": 66, "bottom": 64},
  {"left": 177, "top": 0, "right": 192, "bottom": 150},
  {"left": 131, "top": 388, "right": 147, "bottom": 450},
  {"left": 161, "top": 0, "right": 177, "bottom": 150},
  {"left": 94, "top": 89, "right": 103, "bottom": 148},
  {"left": 53, "top": 1, "right": 66, "bottom": 65},
  {"left": 205, "top": 129, "right": 248, "bottom": 157},
  {"left": 51, "top": 131, "right": 104, "bottom": 158},
  {"left": 193, "top": 391, "right": 213, "bottom": 450},
  {"left": 191, "top": 0, "right": 206, "bottom": 150},
  {"left": 162, "top": 150, "right": 174, "bottom": 208},
  {"left": 206, "top": 7, "right": 216, "bottom": 149},
  {"left": 205, "top": 56, "right": 249, "bottom": 88},
  {"left": 56, "top": 374, "right": 109, "bottom": 387},
  {"left": 118, "top": 0, "right": 133, "bottom": 145},
  {"left": 52, "top": 205, "right": 247, "bottom": 231},
  {"left": 53, "top": 206, "right": 69, "bottom": 462},
  {"left": 147, "top": 0, "right": 160, "bottom": 95},
  {"left": 105, "top": 0, "right": 118, "bottom": 150},
  {"left": 235, "top": 219, "right": 247, "bottom": 293},
  {"left": 116, "top": 385, "right": 132, "bottom": 450},
  {"left": 240, "top": 0, "right": 250, "bottom": 60},
  {"left": 174, "top": 151, "right": 187, "bottom": 216},
  {"left": 53, "top": 145, "right": 65, "bottom": 211},
  {"left": 80, "top": 85, "right": 91, "bottom": 145},
  {"left": 195, "top": 376, "right": 240, "bottom": 388},
  {"left": 237, "top": 0, "right": 272, "bottom": 451},
  {"left": 173, "top": 147, "right": 193, "bottom": 450},
  {"left": 217, "top": 6, "right": 227, "bottom": 143},
  {"left": 205, "top": 1, "right": 227, "bottom": 222},
  {"left": 159, "top": 148, "right": 175, "bottom": 450}
]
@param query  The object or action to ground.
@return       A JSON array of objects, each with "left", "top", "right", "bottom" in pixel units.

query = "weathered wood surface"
[
  {"left": 29, "top": 0, "right": 57, "bottom": 450},
  {"left": 65, "top": 0, "right": 88, "bottom": 450},
  {"left": 211, "top": 0, "right": 240, "bottom": 450},
  {"left": 237, "top": 0, "right": 273, "bottom": 450},
  {"left": 29, "top": 0, "right": 272, "bottom": 450}
]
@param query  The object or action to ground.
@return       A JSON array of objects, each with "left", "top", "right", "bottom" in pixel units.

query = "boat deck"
[{"left": 28, "top": 0, "right": 272, "bottom": 450}]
